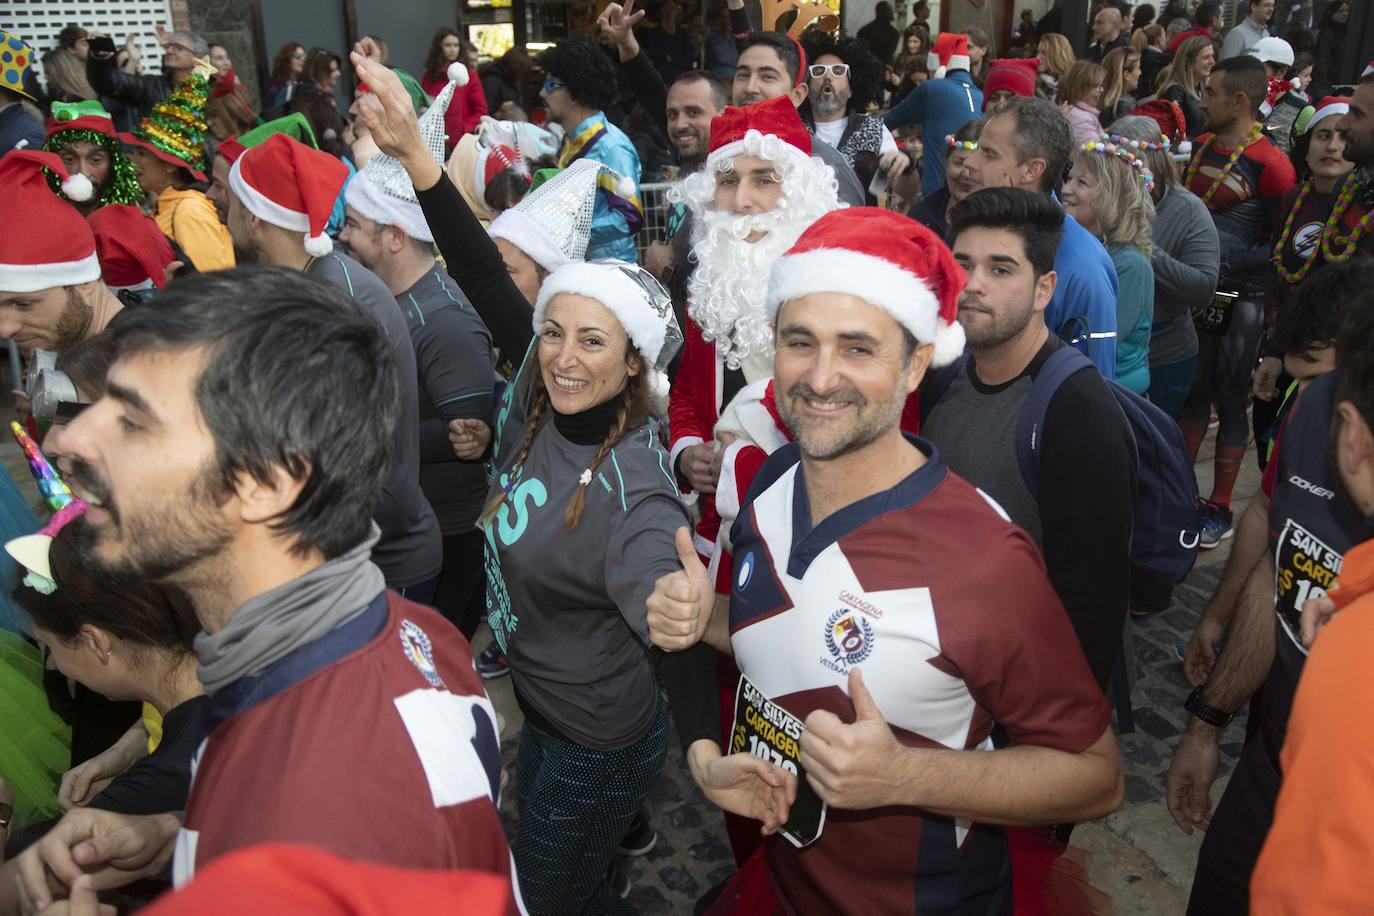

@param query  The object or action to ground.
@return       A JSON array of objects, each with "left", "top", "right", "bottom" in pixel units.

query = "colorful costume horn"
[{"left": 5, "top": 421, "right": 88, "bottom": 594}]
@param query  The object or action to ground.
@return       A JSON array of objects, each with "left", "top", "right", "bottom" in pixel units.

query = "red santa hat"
[
  {"left": 927, "top": 32, "right": 971, "bottom": 80},
  {"left": 1132, "top": 98, "right": 1189, "bottom": 147},
  {"left": 983, "top": 58, "right": 1038, "bottom": 106},
  {"left": 1310, "top": 95, "right": 1351, "bottom": 127},
  {"left": 0, "top": 150, "right": 97, "bottom": 293},
  {"left": 766, "top": 207, "right": 967, "bottom": 367},
  {"left": 87, "top": 204, "right": 176, "bottom": 290},
  {"left": 228, "top": 133, "right": 348, "bottom": 257},
  {"left": 706, "top": 95, "right": 813, "bottom": 172}
]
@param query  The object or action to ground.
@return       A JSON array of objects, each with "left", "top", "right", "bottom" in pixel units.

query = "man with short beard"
[
  {"left": 647, "top": 206, "right": 1123, "bottom": 915},
  {"left": 922, "top": 187, "right": 1137, "bottom": 690},
  {"left": 0, "top": 151, "right": 122, "bottom": 355},
  {"left": 800, "top": 33, "right": 915, "bottom": 203},
  {"left": 1331, "top": 75, "right": 1374, "bottom": 256},
  {"left": 666, "top": 95, "right": 847, "bottom": 588},
  {"left": 10, "top": 268, "right": 521, "bottom": 912}
]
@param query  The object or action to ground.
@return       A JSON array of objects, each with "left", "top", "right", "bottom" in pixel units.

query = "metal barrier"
[{"left": 636, "top": 182, "right": 677, "bottom": 260}]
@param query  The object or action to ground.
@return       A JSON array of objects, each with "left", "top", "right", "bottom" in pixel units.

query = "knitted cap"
[
  {"left": 0, "top": 151, "right": 98, "bottom": 292},
  {"left": 766, "top": 207, "right": 967, "bottom": 366},
  {"left": 983, "top": 59, "right": 1038, "bottom": 106},
  {"left": 229, "top": 133, "right": 349, "bottom": 257}
]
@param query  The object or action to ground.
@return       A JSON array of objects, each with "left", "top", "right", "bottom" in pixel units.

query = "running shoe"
[
  {"left": 1199, "top": 501, "right": 1234, "bottom": 549},
  {"left": 475, "top": 643, "right": 510, "bottom": 679},
  {"left": 618, "top": 810, "right": 658, "bottom": 857}
]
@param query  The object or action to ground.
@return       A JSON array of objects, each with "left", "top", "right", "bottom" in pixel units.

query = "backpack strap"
[{"left": 1015, "top": 346, "right": 1096, "bottom": 494}]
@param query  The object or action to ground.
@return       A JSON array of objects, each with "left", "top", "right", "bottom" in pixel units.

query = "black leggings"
[
  {"left": 1181, "top": 298, "right": 1264, "bottom": 450},
  {"left": 433, "top": 530, "right": 487, "bottom": 639}
]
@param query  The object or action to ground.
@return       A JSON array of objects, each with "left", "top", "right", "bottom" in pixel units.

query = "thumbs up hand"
[
  {"left": 646, "top": 527, "right": 714, "bottom": 651},
  {"left": 799, "top": 668, "right": 903, "bottom": 810}
]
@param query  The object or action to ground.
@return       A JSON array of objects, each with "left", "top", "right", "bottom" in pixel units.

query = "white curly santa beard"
[{"left": 686, "top": 207, "right": 815, "bottom": 370}]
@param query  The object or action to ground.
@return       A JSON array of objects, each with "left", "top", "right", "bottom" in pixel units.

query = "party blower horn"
[{"left": 5, "top": 421, "right": 89, "bottom": 594}]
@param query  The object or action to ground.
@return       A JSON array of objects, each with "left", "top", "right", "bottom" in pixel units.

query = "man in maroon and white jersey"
[{"left": 649, "top": 206, "right": 1122, "bottom": 914}]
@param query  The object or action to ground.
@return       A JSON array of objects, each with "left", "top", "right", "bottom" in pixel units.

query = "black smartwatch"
[{"left": 1185, "top": 686, "right": 1234, "bottom": 728}]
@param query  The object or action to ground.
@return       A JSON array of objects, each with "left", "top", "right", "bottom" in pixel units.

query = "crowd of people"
[{"left": 0, "top": 0, "right": 1370, "bottom": 913}]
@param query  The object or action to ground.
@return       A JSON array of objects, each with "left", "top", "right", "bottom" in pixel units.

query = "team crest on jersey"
[
  {"left": 737, "top": 552, "right": 755, "bottom": 591},
  {"left": 822, "top": 608, "right": 874, "bottom": 671},
  {"left": 399, "top": 619, "right": 445, "bottom": 688}
]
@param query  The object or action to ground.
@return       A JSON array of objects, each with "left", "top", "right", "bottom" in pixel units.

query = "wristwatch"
[{"left": 1185, "top": 686, "right": 1234, "bottom": 728}]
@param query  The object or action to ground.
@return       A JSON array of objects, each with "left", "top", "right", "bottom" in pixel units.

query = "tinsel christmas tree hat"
[
  {"left": 42, "top": 101, "right": 144, "bottom": 207},
  {"left": 120, "top": 60, "right": 216, "bottom": 182}
]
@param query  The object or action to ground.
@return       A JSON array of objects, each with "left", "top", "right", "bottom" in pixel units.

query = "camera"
[{"left": 25, "top": 350, "right": 86, "bottom": 423}]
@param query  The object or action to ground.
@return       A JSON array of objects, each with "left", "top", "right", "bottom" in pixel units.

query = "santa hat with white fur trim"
[
  {"left": 766, "top": 208, "right": 967, "bottom": 367},
  {"left": 229, "top": 133, "right": 349, "bottom": 257},
  {"left": 533, "top": 260, "right": 683, "bottom": 398},
  {"left": 0, "top": 150, "right": 97, "bottom": 293},
  {"left": 705, "top": 95, "right": 813, "bottom": 172},
  {"left": 928, "top": 32, "right": 971, "bottom": 80}
]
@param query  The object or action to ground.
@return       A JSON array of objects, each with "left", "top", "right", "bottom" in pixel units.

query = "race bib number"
[
  {"left": 1193, "top": 285, "right": 1238, "bottom": 336},
  {"left": 730, "top": 674, "right": 827, "bottom": 848},
  {"left": 1274, "top": 520, "right": 1343, "bottom": 654}
]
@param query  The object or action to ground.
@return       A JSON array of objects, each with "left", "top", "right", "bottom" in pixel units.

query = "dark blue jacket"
[
  {"left": 883, "top": 71, "right": 982, "bottom": 194},
  {"left": 0, "top": 103, "right": 44, "bottom": 156}
]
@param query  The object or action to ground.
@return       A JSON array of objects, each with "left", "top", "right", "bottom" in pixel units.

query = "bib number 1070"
[{"left": 743, "top": 734, "right": 799, "bottom": 775}]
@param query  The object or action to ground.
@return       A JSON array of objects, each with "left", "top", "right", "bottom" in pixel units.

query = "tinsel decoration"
[
  {"left": 131, "top": 72, "right": 211, "bottom": 173},
  {"left": 42, "top": 129, "right": 143, "bottom": 206}
]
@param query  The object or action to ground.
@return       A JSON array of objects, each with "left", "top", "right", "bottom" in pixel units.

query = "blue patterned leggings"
[{"left": 513, "top": 694, "right": 669, "bottom": 915}]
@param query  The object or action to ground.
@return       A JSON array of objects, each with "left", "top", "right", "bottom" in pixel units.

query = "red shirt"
[{"left": 176, "top": 593, "right": 517, "bottom": 899}]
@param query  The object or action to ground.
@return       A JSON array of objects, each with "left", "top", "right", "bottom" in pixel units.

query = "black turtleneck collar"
[{"left": 553, "top": 395, "right": 620, "bottom": 446}]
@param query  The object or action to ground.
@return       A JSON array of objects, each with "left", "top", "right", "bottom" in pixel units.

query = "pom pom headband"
[
  {"left": 946, "top": 135, "right": 978, "bottom": 150},
  {"left": 1101, "top": 131, "right": 1170, "bottom": 152},
  {"left": 1080, "top": 133, "right": 1156, "bottom": 191}
]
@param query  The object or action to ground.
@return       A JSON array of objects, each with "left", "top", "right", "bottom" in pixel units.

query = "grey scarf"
[{"left": 195, "top": 526, "right": 387, "bottom": 695}]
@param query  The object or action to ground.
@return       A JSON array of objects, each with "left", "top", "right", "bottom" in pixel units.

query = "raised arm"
[{"left": 351, "top": 47, "right": 534, "bottom": 358}]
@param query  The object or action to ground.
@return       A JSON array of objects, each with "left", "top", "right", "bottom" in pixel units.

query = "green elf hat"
[
  {"left": 216, "top": 112, "right": 319, "bottom": 166},
  {"left": 120, "top": 65, "right": 215, "bottom": 182},
  {"left": 43, "top": 101, "right": 144, "bottom": 207}
]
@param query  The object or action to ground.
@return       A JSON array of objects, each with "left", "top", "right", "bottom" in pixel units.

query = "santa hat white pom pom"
[
  {"left": 447, "top": 62, "right": 470, "bottom": 87},
  {"left": 649, "top": 368, "right": 671, "bottom": 400},
  {"left": 931, "top": 320, "right": 966, "bottom": 367},
  {"left": 62, "top": 172, "right": 93, "bottom": 202},
  {"left": 304, "top": 233, "right": 334, "bottom": 257}
]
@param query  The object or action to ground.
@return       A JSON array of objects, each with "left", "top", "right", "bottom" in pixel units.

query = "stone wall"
[{"left": 185, "top": 0, "right": 263, "bottom": 107}]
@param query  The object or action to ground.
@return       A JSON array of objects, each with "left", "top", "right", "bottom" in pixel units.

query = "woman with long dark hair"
[
  {"left": 267, "top": 42, "right": 305, "bottom": 109},
  {"left": 421, "top": 27, "right": 488, "bottom": 151}
]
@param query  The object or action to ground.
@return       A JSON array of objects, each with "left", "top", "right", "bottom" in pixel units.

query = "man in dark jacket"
[{"left": 86, "top": 29, "right": 205, "bottom": 118}]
